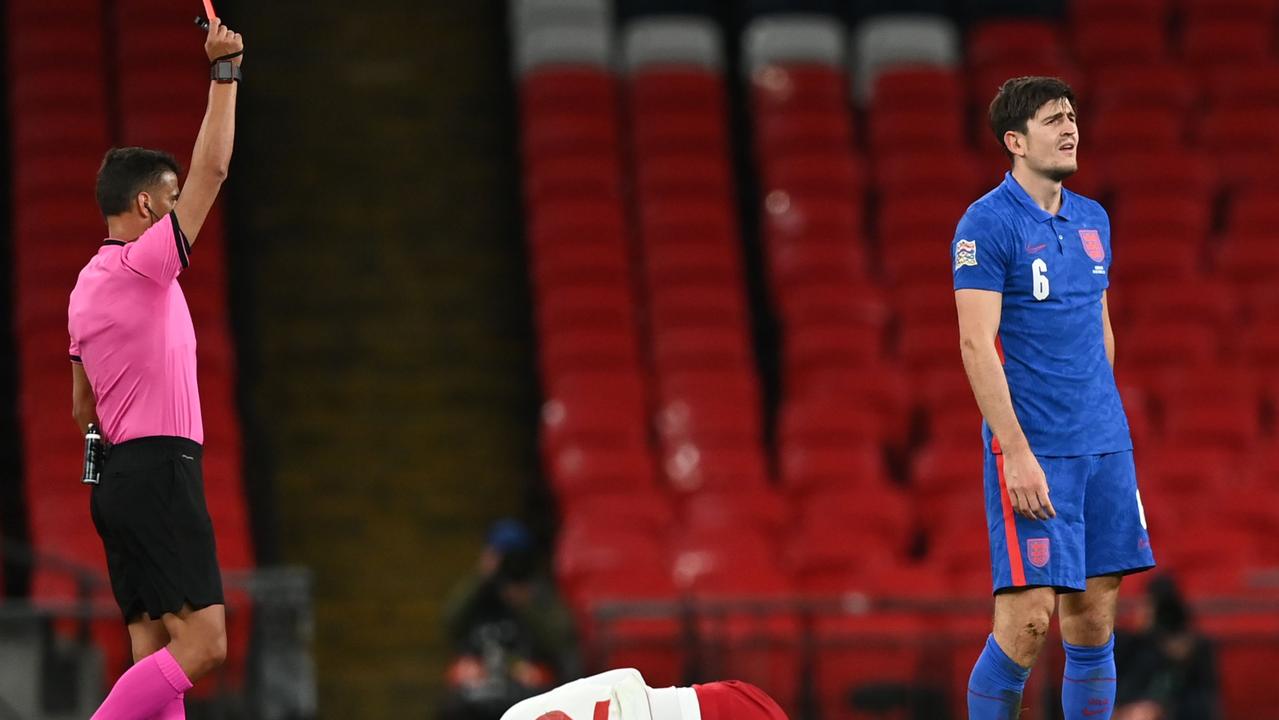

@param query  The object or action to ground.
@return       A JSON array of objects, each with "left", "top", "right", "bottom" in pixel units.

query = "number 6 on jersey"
[{"left": 1032, "top": 258, "right": 1050, "bottom": 300}]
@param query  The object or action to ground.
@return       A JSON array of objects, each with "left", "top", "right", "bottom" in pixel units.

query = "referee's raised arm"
[{"left": 174, "top": 17, "right": 243, "bottom": 246}]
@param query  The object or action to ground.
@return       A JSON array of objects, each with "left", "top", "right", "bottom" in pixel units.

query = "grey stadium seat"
[
  {"left": 622, "top": 15, "right": 724, "bottom": 71},
  {"left": 743, "top": 14, "right": 846, "bottom": 76},
  {"left": 514, "top": 21, "right": 614, "bottom": 75},
  {"left": 509, "top": 0, "right": 612, "bottom": 37},
  {"left": 850, "top": 13, "right": 959, "bottom": 104}
]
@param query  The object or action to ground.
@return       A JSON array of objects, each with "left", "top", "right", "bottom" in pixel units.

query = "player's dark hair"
[
  {"left": 95, "top": 147, "right": 181, "bottom": 218},
  {"left": 989, "top": 76, "right": 1077, "bottom": 160}
]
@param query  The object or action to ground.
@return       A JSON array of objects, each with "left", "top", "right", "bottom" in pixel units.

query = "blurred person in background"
[
  {"left": 69, "top": 18, "right": 242, "bottom": 720},
  {"left": 1113, "top": 576, "right": 1220, "bottom": 720},
  {"left": 499, "top": 667, "right": 789, "bottom": 720},
  {"left": 953, "top": 76, "right": 1154, "bottom": 720},
  {"left": 439, "top": 518, "right": 579, "bottom": 720}
]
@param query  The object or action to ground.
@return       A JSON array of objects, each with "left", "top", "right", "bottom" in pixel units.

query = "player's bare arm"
[
  {"left": 174, "top": 18, "right": 242, "bottom": 246},
  {"left": 71, "top": 362, "right": 99, "bottom": 435},
  {"left": 1102, "top": 291, "right": 1115, "bottom": 369},
  {"left": 956, "top": 288, "right": 1056, "bottom": 521}
]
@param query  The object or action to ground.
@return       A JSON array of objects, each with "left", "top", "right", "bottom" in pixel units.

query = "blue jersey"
[{"left": 952, "top": 172, "right": 1132, "bottom": 457}]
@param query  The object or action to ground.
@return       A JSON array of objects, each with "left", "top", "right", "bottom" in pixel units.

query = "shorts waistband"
[{"left": 108, "top": 436, "right": 202, "bottom": 456}]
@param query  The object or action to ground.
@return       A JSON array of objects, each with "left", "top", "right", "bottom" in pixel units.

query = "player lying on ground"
[{"left": 500, "top": 668, "right": 789, "bottom": 720}]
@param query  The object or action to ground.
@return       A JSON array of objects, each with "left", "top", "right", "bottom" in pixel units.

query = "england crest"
[
  {"left": 1027, "top": 538, "right": 1050, "bottom": 568},
  {"left": 1079, "top": 229, "right": 1105, "bottom": 262},
  {"left": 955, "top": 239, "right": 978, "bottom": 270}
]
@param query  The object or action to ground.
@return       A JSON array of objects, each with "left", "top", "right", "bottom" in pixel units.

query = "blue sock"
[
  {"left": 1061, "top": 635, "right": 1116, "bottom": 719},
  {"left": 968, "top": 634, "right": 1032, "bottom": 720}
]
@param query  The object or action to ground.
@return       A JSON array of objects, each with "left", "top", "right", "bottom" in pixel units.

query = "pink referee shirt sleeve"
[
  {"left": 120, "top": 211, "right": 191, "bottom": 283},
  {"left": 69, "top": 334, "right": 82, "bottom": 363}
]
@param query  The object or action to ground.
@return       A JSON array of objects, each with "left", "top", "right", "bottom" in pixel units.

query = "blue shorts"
[{"left": 984, "top": 445, "right": 1155, "bottom": 594}]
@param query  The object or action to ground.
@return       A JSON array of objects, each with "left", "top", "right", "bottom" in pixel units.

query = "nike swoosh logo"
[{"left": 1026, "top": 243, "right": 1047, "bottom": 254}]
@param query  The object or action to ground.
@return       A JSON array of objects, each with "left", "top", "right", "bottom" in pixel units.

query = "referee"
[{"left": 69, "top": 19, "right": 242, "bottom": 718}]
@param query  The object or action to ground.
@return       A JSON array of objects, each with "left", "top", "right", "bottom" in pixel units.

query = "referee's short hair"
[
  {"left": 95, "top": 147, "right": 182, "bottom": 218},
  {"left": 989, "top": 76, "right": 1077, "bottom": 159}
]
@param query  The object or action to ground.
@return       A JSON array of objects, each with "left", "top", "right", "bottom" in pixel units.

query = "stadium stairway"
[{"left": 228, "top": 0, "right": 539, "bottom": 715}]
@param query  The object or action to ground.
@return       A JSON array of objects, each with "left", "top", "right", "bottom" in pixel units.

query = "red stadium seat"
[
  {"left": 539, "top": 325, "right": 641, "bottom": 375},
  {"left": 655, "top": 392, "right": 761, "bottom": 448},
  {"left": 1072, "top": 20, "right": 1166, "bottom": 69},
  {"left": 658, "top": 369, "right": 762, "bottom": 411},
  {"left": 640, "top": 200, "right": 736, "bottom": 248},
  {"left": 1112, "top": 190, "right": 1211, "bottom": 242},
  {"left": 1101, "top": 149, "right": 1215, "bottom": 197},
  {"left": 560, "top": 491, "right": 673, "bottom": 537},
  {"left": 767, "top": 237, "right": 868, "bottom": 289},
  {"left": 643, "top": 244, "right": 742, "bottom": 290},
  {"left": 535, "top": 283, "right": 635, "bottom": 332},
  {"left": 1197, "top": 108, "right": 1279, "bottom": 165},
  {"left": 872, "top": 68, "right": 964, "bottom": 112},
  {"left": 1241, "top": 319, "right": 1279, "bottom": 368},
  {"left": 779, "top": 399, "right": 885, "bottom": 450},
  {"left": 774, "top": 282, "right": 890, "bottom": 335},
  {"left": 760, "top": 153, "right": 866, "bottom": 199},
  {"left": 875, "top": 152, "right": 983, "bottom": 197},
  {"left": 651, "top": 325, "right": 752, "bottom": 373},
  {"left": 779, "top": 443, "right": 888, "bottom": 495},
  {"left": 556, "top": 526, "right": 668, "bottom": 595},
  {"left": 1106, "top": 231, "right": 1200, "bottom": 285},
  {"left": 877, "top": 194, "right": 974, "bottom": 242},
  {"left": 763, "top": 192, "right": 860, "bottom": 246},
  {"left": 1090, "top": 107, "right": 1184, "bottom": 153},
  {"left": 1182, "top": 20, "right": 1272, "bottom": 66},
  {"left": 793, "top": 487, "right": 915, "bottom": 558},
  {"left": 532, "top": 244, "right": 631, "bottom": 291},
  {"left": 659, "top": 443, "right": 770, "bottom": 494},
  {"left": 630, "top": 68, "right": 725, "bottom": 114},
  {"left": 1217, "top": 232, "right": 1279, "bottom": 295},
  {"left": 632, "top": 111, "right": 728, "bottom": 156},
  {"left": 1226, "top": 191, "right": 1279, "bottom": 234},
  {"left": 754, "top": 110, "right": 854, "bottom": 155},
  {"left": 648, "top": 285, "right": 749, "bottom": 332},
  {"left": 525, "top": 154, "right": 622, "bottom": 206},
  {"left": 528, "top": 200, "right": 627, "bottom": 255},
  {"left": 896, "top": 320, "right": 961, "bottom": 373},
  {"left": 547, "top": 444, "right": 659, "bottom": 498},
  {"left": 785, "top": 520, "right": 902, "bottom": 594},
  {"left": 1120, "top": 320, "right": 1219, "bottom": 372},
  {"left": 1203, "top": 62, "right": 1279, "bottom": 111},
  {"left": 1089, "top": 63, "right": 1198, "bottom": 114},
  {"left": 572, "top": 568, "right": 686, "bottom": 688},
  {"left": 635, "top": 154, "right": 732, "bottom": 203},
  {"left": 521, "top": 67, "right": 617, "bottom": 117},
  {"left": 521, "top": 111, "right": 619, "bottom": 162},
  {"left": 784, "top": 365, "right": 912, "bottom": 447},
  {"left": 1138, "top": 443, "right": 1236, "bottom": 495},
  {"left": 1113, "top": 277, "right": 1234, "bottom": 330},
  {"left": 1069, "top": 0, "right": 1169, "bottom": 25},
  {"left": 783, "top": 318, "right": 885, "bottom": 372},
  {"left": 868, "top": 108, "right": 966, "bottom": 154},
  {"left": 751, "top": 64, "right": 848, "bottom": 115},
  {"left": 544, "top": 370, "right": 647, "bottom": 411},
  {"left": 540, "top": 396, "right": 648, "bottom": 453},
  {"left": 680, "top": 488, "right": 791, "bottom": 537},
  {"left": 968, "top": 20, "right": 1066, "bottom": 70}
]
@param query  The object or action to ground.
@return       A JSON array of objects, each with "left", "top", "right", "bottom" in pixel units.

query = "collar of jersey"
[
  {"left": 1001, "top": 171, "right": 1074, "bottom": 224},
  {"left": 102, "top": 239, "right": 126, "bottom": 247}
]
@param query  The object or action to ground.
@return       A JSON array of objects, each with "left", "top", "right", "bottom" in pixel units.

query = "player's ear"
[
  {"left": 1003, "top": 130, "right": 1025, "bottom": 158},
  {"left": 134, "top": 191, "right": 151, "bottom": 219}
]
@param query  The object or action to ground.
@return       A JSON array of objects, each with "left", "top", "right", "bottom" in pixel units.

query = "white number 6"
[{"left": 1032, "top": 258, "right": 1050, "bottom": 300}]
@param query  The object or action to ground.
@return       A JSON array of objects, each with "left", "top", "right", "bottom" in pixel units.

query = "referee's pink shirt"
[{"left": 68, "top": 211, "right": 202, "bottom": 445}]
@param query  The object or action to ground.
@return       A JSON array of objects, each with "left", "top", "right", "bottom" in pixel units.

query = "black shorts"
[{"left": 90, "top": 436, "right": 224, "bottom": 623}]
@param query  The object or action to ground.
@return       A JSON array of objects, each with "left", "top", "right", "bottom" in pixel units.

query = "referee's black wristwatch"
[{"left": 210, "top": 53, "right": 242, "bottom": 84}]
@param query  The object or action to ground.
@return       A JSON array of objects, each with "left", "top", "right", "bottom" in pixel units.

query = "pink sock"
[
  {"left": 149, "top": 695, "right": 185, "bottom": 720},
  {"left": 92, "top": 648, "right": 193, "bottom": 720}
]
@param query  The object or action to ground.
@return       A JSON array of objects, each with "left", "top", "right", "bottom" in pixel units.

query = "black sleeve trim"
[
  {"left": 170, "top": 211, "right": 191, "bottom": 268},
  {"left": 70, "top": 355, "right": 83, "bottom": 363}
]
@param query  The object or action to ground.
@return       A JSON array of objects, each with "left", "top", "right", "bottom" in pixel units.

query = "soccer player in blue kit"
[{"left": 952, "top": 77, "right": 1156, "bottom": 720}]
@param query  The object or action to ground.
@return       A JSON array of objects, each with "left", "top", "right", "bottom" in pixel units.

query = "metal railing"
[
  {"left": 589, "top": 589, "right": 1279, "bottom": 720},
  {"left": 0, "top": 542, "right": 316, "bottom": 720}
]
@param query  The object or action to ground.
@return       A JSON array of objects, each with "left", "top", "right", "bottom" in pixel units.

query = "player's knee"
[{"left": 1062, "top": 609, "right": 1113, "bottom": 645}]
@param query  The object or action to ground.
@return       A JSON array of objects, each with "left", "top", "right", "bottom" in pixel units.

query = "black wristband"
[{"left": 210, "top": 59, "right": 241, "bottom": 84}]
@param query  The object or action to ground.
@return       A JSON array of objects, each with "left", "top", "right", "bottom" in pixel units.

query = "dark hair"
[
  {"left": 989, "top": 76, "right": 1077, "bottom": 159},
  {"left": 1147, "top": 574, "right": 1191, "bottom": 634},
  {"left": 95, "top": 147, "right": 181, "bottom": 218}
]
